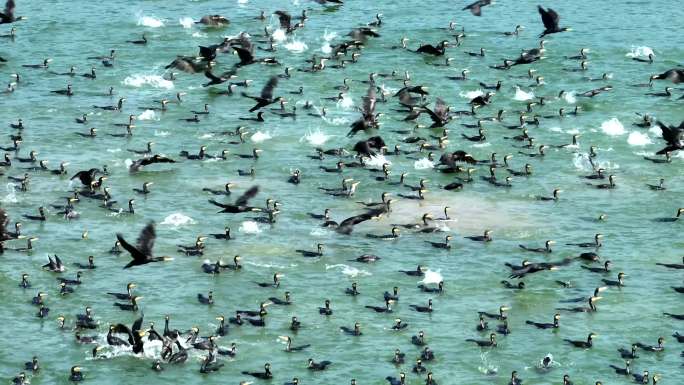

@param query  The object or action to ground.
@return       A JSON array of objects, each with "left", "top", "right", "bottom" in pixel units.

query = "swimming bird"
[
  {"left": 242, "top": 363, "right": 272, "bottom": 379},
  {"left": 650, "top": 68, "right": 684, "bottom": 84},
  {"left": 565, "top": 333, "right": 597, "bottom": 348},
  {"left": 526, "top": 313, "right": 560, "bottom": 329}
]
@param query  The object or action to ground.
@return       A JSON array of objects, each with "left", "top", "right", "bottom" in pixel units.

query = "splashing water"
[
  {"left": 284, "top": 40, "right": 308, "bottom": 53},
  {"left": 562, "top": 91, "right": 576, "bottom": 104},
  {"left": 420, "top": 269, "right": 443, "bottom": 285},
  {"left": 123, "top": 75, "right": 174, "bottom": 90},
  {"left": 365, "top": 154, "right": 391, "bottom": 168},
  {"left": 626, "top": 46, "right": 654, "bottom": 58},
  {"left": 160, "top": 213, "right": 196, "bottom": 226},
  {"left": 2, "top": 183, "right": 18, "bottom": 203},
  {"left": 326, "top": 264, "right": 372, "bottom": 277},
  {"left": 137, "top": 110, "right": 157, "bottom": 121},
  {"left": 251, "top": 131, "right": 272, "bottom": 143},
  {"left": 460, "top": 90, "right": 483, "bottom": 99},
  {"left": 600, "top": 118, "right": 625, "bottom": 136},
  {"left": 514, "top": 87, "right": 534, "bottom": 101},
  {"left": 179, "top": 17, "right": 194, "bottom": 29},
  {"left": 627, "top": 131, "right": 652, "bottom": 146},
  {"left": 301, "top": 130, "right": 330, "bottom": 146},
  {"left": 272, "top": 29, "right": 287, "bottom": 42},
  {"left": 414, "top": 158, "right": 435, "bottom": 169},
  {"left": 337, "top": 94, "right": 354, "bottom": 109},
  {"left": 239, "top": 221, "right": 261, "bottom": 234},
  {"left": 137, "top": 15, "right": 165, "bottom": 28}
]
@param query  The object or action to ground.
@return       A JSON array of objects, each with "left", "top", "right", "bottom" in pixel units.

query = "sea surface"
[{"left": 0, "top": 1, "right": 683, "bottom": 384}]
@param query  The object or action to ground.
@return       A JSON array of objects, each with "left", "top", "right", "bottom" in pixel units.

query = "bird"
[
  {"left": 538, "top": 6, "right": 571, "bottom": 37},
  {"left": 117, "top": 222, "right": 173, "bottom": 268}
]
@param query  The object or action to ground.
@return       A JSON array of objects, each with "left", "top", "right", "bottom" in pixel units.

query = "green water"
[{"left": 0, "top": 1, "right": 682, "bottom": 384}]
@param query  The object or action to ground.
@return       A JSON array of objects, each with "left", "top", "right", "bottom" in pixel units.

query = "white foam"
[
  {"left": 648, "top": 125, "right": 661, "bottom": 136},
  {"left": 627, "top": 131, "right": 652, "bottom": 146},
  {"left": 2, "top": 183, "right": 18, "bottom": 203},
  {"left": 160, "top": 213, "right": 196, "bottom": 226},
  {"left": 414, "top": 158, "right": 435, "bottom": 169},
  {"left": 549, "top": 126, "right": 563, "bottom": 133},
  {"left": 192, "top": 32, "right": 208, "bottom": 38},
  {"left": 251, "top": 131, "right": 272, "bottom": 143},
  {"left": 513, "top": 87, "right": 534, "bottom": 101},
  {"left": 321, "top": 43, "right": 332, "bottom": 54},
  {"left": 460, "top": 90, "right": 483, "bottom": 99},
  {"left": 272, "top": 29, "right": 287, "bottom": 43},
  {"left": 365, "top": 154, "right": 391, "bottom": 168},
  {"left": 284, "top": 40, "right": 308, "bottom": 53},
  {"left": 239, "top": 221, "right": 261, "bottom": 234},
  {"left": 626, "top": 46, "right": 654, "bottom": 58},
  {"left": 337, "top": 94, "right": 354, "bottom": 109},
  {"left": 472, "top": 142, "right": 491, "bottom": 148},
  {"left": 154, "top": 130, "right": 170, "bottom": 137},
  {"left": 562, "top": 91, "right": 576, "bottom": 104},
  {"left": 137, "top": 15, "right": 165, "bottom": 28},
  {"left": 106, "top": 148, "right": 122, "bottom": 153},
  {"left": 199, "top": 133, "right": 214, "bottom": 139},
  {"left": 420, "top": 269, "right": 443, "bottom": 285},
  {"left": 323, "top": 30, "right": 337, "bottom": 41},
  {"left": 600, "top": 118, "right": 625, "bottom": 136},
  {"left": 137, "top": 109, "right": 157, "bottom": 121},
  {"left": 325, "top": 264, "right": 371, "bottom": 277},
  {"left": 123, "top": 75, "right": 174, "bottom": 90},
  {"left": 301, "top": 130, "right": 330, "bottom": 146},
  {"left": 179, "top": 17, "right": 194, "bottom": 29}
]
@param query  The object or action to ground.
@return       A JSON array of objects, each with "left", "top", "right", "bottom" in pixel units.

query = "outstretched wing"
[
  {"left": 274, "top": 11, "right": 292, "bottom": 30},
  {"left": 204, "top": 70, "right": 221, "bottom": 82},
  {"left": 140, "top": 155, "right": 176, "bottom": 167},
  {"left": 117, "top": 233, "right": 144, "bottom": 261},
  {"left": 233, "top": 46, "right": 254, "bottom": 64},
  {"left": 538, "top": 6, "right": 559, "bottom": 30},
  {"left": 657, "top": 121, "right": 680, "bottom": 144},
  {"left": 131, "top": 314, "right": 144, "bottom": 333},
  {"left": 235, "top": 186, "right": 259, "bottom": 206},
  {"left": 136, "top": 222, "right": 156, "bottom": 257},
  {"left": 2, "top": 0, "right": 15, "bottom": 19},
  {"left": 260, "top": 76, "right": 278, "bottom": 100},
  {"left": 362, "top": 85, "right": 377, "bottom": 117},
  {"left": 208, "top": 199, "right": 231, "bottom": 209}
]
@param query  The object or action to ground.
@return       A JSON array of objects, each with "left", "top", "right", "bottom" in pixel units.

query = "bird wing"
[
  {"left": 136, "top": 222, "right": 156, "bottom": 257},
  {"left": 235, "top": 186, "right": 259, "bottom": 206},
  {"left": 3, "top": 0, "right": 14, "bottom": 18},
  {"left": 538, "top": 6, "right": 559, "bottom": 30},
  {"left": 117, "top": 233, "right": 144, "bottom": 261},
  {"left": 233, "top": 46, "right": 254, "bottom": 64},
  {"left": 275, "top": 11, "right": 292, "bottom": 30},
  {"left": 204, "top": 70, "right": 221, "bottom": 82},
  {"left": 363, "top": 85, "right": 377, "bottom": 116},
  {"left": 657, "top": 121, "right": 679, "bottom": 144},
  {"left": 208, "top": 199, "right": 231, "bottom": 209},
  {"left": 198, "top": 45, "right": 216, "bottom": 59},
  {"left": 131, "top": 314, "right": 144, "bottom": 332},
  {"left": 260, "top": 76, "right": 278, "bottom": 100}
]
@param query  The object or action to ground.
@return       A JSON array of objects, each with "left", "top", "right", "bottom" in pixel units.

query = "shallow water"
[{"left": 0, "top": 1, "right": 683, "bottom": 384}]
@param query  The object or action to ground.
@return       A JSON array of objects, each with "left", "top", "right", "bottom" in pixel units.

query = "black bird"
[
  {"left": 463, "top": 0, "right": 492, "bottom": 16},
  {"left": 117, "top": 222, "right": 172, "bottom": 269},
  {"left": 565, "top": 333, "right": 597, "bottom": 348},
  {"left": 410, "top": 299, "right": 433, "bottom": 313},
  {"left": 129, "top": 154, "right": 175, "bottom": 172},
  {"left": 466, "top": 333, "right": 497, "bottom": 347},
  {"left": 526, "top": 313, "right": 560, "bottom": 329},
  {"left": 654, "top": 120, "right": 684, "bottom": 154},
  {"left": 307, "top": 358, "right": 332, "bottom": 371},
  {"left": 243, "top": 77, "right": 281, "bottom": 112},
  {"left": 242, "top": 363, "right": 272, "bottom": 379},
  {"left": 208, "top": 186, "right": 261, "bottom": 213},
  {"left": 538, "top": 6, "right": 571, "bottom": 37}
]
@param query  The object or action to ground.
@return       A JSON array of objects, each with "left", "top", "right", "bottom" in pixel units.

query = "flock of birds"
[{"left": 1, "top": 0, "right": 684, "bottom": 384}]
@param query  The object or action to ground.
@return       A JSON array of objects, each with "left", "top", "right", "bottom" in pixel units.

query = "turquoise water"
[{"left": 1, "top": 1, "right": 683, "bottom": 384}]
